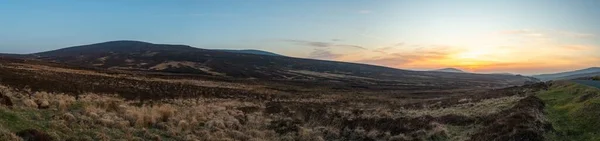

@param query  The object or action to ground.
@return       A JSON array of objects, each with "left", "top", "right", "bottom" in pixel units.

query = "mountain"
[
  {"left": 552, "top": 72, "right": 600, "bottom": 81},
  {"left": 215, "top": 49, "right": 282, "bottom": 56},
  {"left": 533, "top": 67, "right": 600, "bottom": 81},
  {"left": 7, "top": 40, "right": 537, "bottom": 89},
  {"left": 34, "top": 40, "right": 201, "bottom": 57},
  {"left": 432, "top": 68, "right": 466, "bottom": 73},
  {"left": 0, "top": 46, "right": 550, "bottom": 141}
]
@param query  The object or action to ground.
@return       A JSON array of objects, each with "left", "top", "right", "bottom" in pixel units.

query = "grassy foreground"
[
  {"left": 0, "top": 59, "right": 551, "bottom": 141},
  {"left": 0, "top": 84, "right": 528, "bottom": 141},
  {"left": 536, "top": 81, "right": 600, "bottom": 141}
]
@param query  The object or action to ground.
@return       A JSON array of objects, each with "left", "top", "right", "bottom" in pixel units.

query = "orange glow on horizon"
[{"left": 332, "top": 30, "right": 600, "bottom": 74}]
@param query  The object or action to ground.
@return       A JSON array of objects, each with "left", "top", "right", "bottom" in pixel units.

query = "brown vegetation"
[{"left": 0, "top": 57, "right": 550, "bottom": 140}]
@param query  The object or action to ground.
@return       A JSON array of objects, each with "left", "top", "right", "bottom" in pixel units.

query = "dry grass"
[
  {"left": 0, "top": 85, "right": 280, "bottom": 140},
  {"left": 402, "top": 95, "right": 524, "bottom": 117},
  {"left": 0, "top": 125, "right": 21, "bottom": 141},
  {"left": 3, "top": 62, "right": 253, "bottom": 90},
  {"left": 289, "top": 70, "right": 375, "bottom": 80},
  {"left": 150, "top": 61, "right": 225, "bottom": 76},
  {"left": 0, "top": 72, "right": 543, "bottom": 141}
]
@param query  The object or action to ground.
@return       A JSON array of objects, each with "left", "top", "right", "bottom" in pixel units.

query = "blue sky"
[{"left": 1, "top": 0, "right": 599, "bottom": 74}]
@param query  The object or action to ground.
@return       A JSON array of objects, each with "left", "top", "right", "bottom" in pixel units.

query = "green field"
[{"left": 537, "top": 81, "right": 600, "bottom": 141}]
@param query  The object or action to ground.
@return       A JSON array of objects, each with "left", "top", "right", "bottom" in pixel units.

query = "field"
[{"left": 0, "top": 58, "right": 550, "bottom": 141}]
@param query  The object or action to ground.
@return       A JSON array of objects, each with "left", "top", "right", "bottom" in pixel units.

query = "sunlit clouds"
[
  {"left": 294, "top": 29, "right": 599, "bottom": 74},
  {"left": 2, "top": 0, "right": 599, "bottom": 74}
]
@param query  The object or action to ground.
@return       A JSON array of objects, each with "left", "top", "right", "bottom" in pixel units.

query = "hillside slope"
[
  {"left": 0, "top": 57, "right": 552, "bottom": 140},
  {"left": 25, "top": 41, "right": 538, "bottom": 89},
  {"left": 537, "top": 80, "right": 600, "bottom": 141},
  {"left": 533, "top": 67, "right": 600, "bottom": 81}
]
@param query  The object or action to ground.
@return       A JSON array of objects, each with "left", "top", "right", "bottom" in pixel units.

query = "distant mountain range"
[
  {"left": 532, "top": 67, "right": 600, "bottom": 81},
  {"left": 0, "top": 40, "right": 537, "bottom": 88},
  {"left": 431, "top": 68, "right": 466, "bottom": 73}
]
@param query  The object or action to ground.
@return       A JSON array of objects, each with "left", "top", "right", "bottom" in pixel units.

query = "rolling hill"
[
  {"left": 533, "top": 67, "right": 600, "bottom": 81},
  {"left": 0, "top": 41, "right": 550, "bottom": 141},
  {"left": 0, "top": 50, "right": 550, "bottom": 141},
  {"left": 5, "top": 41, "right": 537, "bottom": 89}
]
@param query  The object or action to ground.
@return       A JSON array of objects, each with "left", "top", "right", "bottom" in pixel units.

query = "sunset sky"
[{"left": 1, "top": 0, "right": 599, "bottom": 74}]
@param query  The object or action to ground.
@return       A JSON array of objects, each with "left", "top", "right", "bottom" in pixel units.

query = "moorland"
[{"left": 0, "top": 41, "right": 597, "bottom": 141}]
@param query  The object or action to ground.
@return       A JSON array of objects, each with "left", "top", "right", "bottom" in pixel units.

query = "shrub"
[{"left": 154, "top": 104, "right": 176, "bottom": 122}]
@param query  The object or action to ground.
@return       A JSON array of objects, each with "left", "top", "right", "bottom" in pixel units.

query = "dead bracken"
[{"left": 0, "top": 58, "right": 550, "bottom": 141}]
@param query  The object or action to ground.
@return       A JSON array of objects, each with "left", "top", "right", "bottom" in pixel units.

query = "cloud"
[
  {"left": 499, "top": 29, "right": 534, "bottom": 35},
  {"left": 283, "top": 40, "right": 331, "bottom": 47},
  {"left": 334, "top": 45, "right": 367, "bottom": 50},
  {"left": 308, "top": 49, "right": 343, "bottom": 59},
  {"left": 559, "top": 31, "right": 596, "bottom": 38},
  {"left": 561, "top": 45, "right": 595, "bottom": 51},
  {"left": 373, "top": 42, "right": 405, "bottom": 54},
  {"left": 357, "top": 46, "right": 453, "bottom": 68},
  {"left": 373, "top": 47, "right": 394, "bottom": 54},
  {"left": 499, "top": 29, "right": 596, "bottom": 39},
  {"left": 307, "top": 42, "right": 331, "bottom": 47},
  {"left": 393, "top": 42, "right": 405, "bottom": 47},
  {"left": 499, "top": 29, "right": 545, "bottom": 37},
  {"left": 282, "top": 39, "right": 366, "bottom": 50}
]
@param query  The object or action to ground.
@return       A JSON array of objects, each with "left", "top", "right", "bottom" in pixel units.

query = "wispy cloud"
[
  {"left": 320, "top": 38, "right": 600, "bottom": 74},
  {"left": 559, "top": 31, "right": 596, "bottom": 38},
  {"left": 561, "top": 44, "right": 596, "bottom": 50},
  {"left": 499, "top": 29, "right": 546, "bottom": 37},
  {"left": 357, "top": 46, "right": 455, "bottom": 68},
  {"left": 308, "top": 49, "right": 343, "bottom": 59},
  {"left": 373, "top": 47, "right": 394, "bottom": 54},
  {"left": 282, "top": 39, "right": 366, "bottom": 50},
  {"left": 499, "top": 29, "right": 596, "bottom": 39},
  {"left": 288, "top": 29, "right": 599, "bottom": 74},
  {"left": 373, "top": 42, "right": 405, "bottom": 54},
  {"left": 335, "top": 45, "right": 367, "bottom": 50},
  {"left": 284, "top": 40, "right": 331, "bottom": 47}
]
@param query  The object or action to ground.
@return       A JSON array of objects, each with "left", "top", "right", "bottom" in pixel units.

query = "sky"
[{"left": 1, "top": 0, "right": 599, "bottom": 75}]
